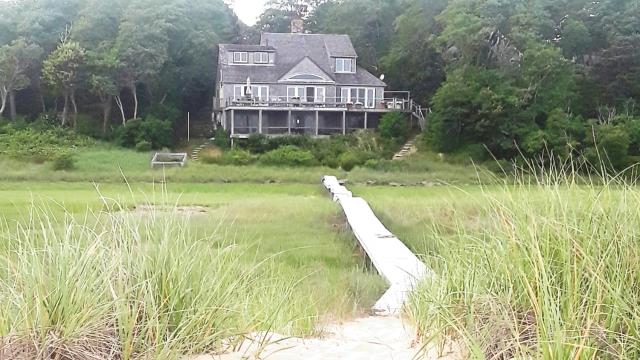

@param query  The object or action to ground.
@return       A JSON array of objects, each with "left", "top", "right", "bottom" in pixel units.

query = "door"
[{"left": 306, "top": 87, "right": 315, "bottom": 103}]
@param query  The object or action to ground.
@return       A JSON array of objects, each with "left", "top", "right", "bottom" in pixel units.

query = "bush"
[
  {"left": 116, "top": 116, "right": 173, "bottom": 149},
  {"left": 51, "top": 152, "right": 75, "bottom": 171},
  {"left": 260, "top": 145, "right": 316, "bottom": 166},
  {"left": 220, "top": 149, "right": 254, "bottom": 165},
  {"left": 213, "top": 127, "right": 231, "bottom": 149},
  {"left": 135, "top": 140, "right": 152, "bottom": 152},
  {"left": 378, "top": 112, "right": 409, "bottom": 142},
  {"left": 0, "top": 126, "right": 92, "bottom": 162},
  {"left": 243, "top": 133, "right": 270, "bottom": 153}
]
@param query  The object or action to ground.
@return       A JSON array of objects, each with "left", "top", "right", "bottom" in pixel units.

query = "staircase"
[
  {"left": 191, "top": 138, "right": 214, "bottom": 161},
  {"left": 392, "top": 136, "right": 417, "bottom": 160},
  {"left": 409, "top": 100, "right": 429, "bottom": 131}
]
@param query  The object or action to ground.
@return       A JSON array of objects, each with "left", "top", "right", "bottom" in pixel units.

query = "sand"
[{"left": 189, "top": 316, "right": 462, "bottom": 360}]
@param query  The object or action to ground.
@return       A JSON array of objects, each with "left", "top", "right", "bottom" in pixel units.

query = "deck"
[{"left": 322, "top": 176, "right": 433, "bottom": 315}]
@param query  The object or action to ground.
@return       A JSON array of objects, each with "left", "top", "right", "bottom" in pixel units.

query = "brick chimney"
[{"left": 291, "top": 18, "right": 304, "bottom": 33}]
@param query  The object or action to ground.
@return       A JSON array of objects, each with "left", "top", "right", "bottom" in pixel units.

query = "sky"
[{"left": 230, "top": 0, "right": 268, "bottom": 26}]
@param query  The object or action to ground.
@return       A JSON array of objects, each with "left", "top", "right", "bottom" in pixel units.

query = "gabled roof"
[
  {"left": 218, "top": 33, "right": 386, "bottom": 87},
  {"left": 278, "top": 57, "right": 334, "bottom": 83}
]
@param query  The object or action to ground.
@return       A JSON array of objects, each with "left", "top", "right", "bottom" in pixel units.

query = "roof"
[
  {"left": 218, "top": 33, "right": 386, "bottom": 87},
  {"left": 222, "top": 44, "right": 276, "bottom": 52}
]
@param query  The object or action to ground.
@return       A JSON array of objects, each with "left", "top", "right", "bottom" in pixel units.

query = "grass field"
[
  {"left": 0, "top": 181, "right": 385, "bottom": 359},
  {"left": 2, "top": 144, "right": 638, "bottom": 359},
  {"left": 0, "top": 144, "right": 491, "bottom": 185}
]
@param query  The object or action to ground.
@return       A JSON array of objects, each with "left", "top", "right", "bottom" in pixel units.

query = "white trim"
[
  {"left": 254, "top": 52, "right": 269, "bottom": 64},
  {"left": 234, "top": 84, "right": 269, "bottom": 101},
  {"left": 233, "top": 52, "right": 248, "bottom": 63},
  {"left": 335, "top": 58, "right": 355, "bottom": 73},
  {"left": 340, "top": 87, "right": 376, "bottom": 108}
]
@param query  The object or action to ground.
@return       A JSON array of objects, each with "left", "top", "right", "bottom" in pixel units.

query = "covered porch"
[{"left": 223, "top": 108, "right": 384, "bottom": 138}]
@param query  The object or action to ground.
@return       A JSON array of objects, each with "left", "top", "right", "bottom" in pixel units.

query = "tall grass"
[
  {"left": 408, "top": 165, "right": 640, "bottom": 359},
  {"left": 0, "top": 202, "right": 316, "bottom": 359}
]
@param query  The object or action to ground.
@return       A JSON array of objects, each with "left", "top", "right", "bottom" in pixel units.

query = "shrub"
[
  {"left": 584, "top": 123, "right": 631, "bottom": 170},
  {"left": 116, "top": 116, "right": 173, "bottom": 149},
  {"left": 51, "top": 152, "right": 75, "bottom": 171},
  {"left": 260, "top": 146, "right": 316, "bottom": 166},
  {"left": 135, "top": 140, "right": 152, "bottom": 152},
  {"left": 213, "top": 127, "right": 231, "bottom": 149},
  {"left": 198, "top": 146, "right": 223, "bottom": 164},
  {"left": 0, "top": 126, "right": 92, "bottom": 162},
  {"left": 243, "top": 133, "right": 270, "bottom": 153},
  {"left": 221, "top": 149, "right": 254, "bottom": 165},
  {"left": 378, "top": 112, "right": 409, "bottom": 142}
]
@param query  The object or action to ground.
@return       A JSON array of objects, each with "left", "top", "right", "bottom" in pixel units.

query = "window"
[
  {"left": 254, "top": 52, "right": 269, "bottom": 64},
  {"left": 233, "top": 52, "right": 248, "bottom": 63},
  {"left": 335, "top": 58, "right": 354, "bottom": 73},
  {"left": 289, "top": 74, "right": 325, "bottom": 81},
  {"left": 340, "top": 87, "right": 376, "bottom": 108},
  {"left": 288, "top": 86, "right": 326, "bottom": 102},
  {"left": 234, "top": 85, "right": 269, "bottom": 101},
  {"left": 287, "top": 86, "right": 305, "bottom": 101}
]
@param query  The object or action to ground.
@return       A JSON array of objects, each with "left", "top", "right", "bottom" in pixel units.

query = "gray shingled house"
[{"left": 213, "top": 31, "right": 426, "bottom": 139}]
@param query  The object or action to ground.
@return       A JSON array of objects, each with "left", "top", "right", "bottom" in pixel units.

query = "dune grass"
[
  {"left": 0, "top": 182, "right": 386, "bottom": 359},
  {"left": 361, "top": 171, "right": 640, "bottom": 358}
]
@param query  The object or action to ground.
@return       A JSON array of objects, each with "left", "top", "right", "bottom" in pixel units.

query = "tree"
[
  {"left": 86, "top": 47, "right": 121, "bottom": 132},
  {"left": 0, "top": 39, "right": 42, "bottom": 119},
  {"left": 42, "top": 40, "right": 86, "bottom": 126}
]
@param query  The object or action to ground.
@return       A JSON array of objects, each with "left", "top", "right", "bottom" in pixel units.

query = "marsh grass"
[
  {"left": 0, "top": 199, "right": 322, "bottom": 359},
  {"left": 405, "top": 162, "right": 640, "bottom": 359}
]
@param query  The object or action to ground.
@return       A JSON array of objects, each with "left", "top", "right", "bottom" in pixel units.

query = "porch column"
[
  {"left": 364, "top": 112, "right": 368, "bottom": 129},
  {"left": 342, "top": 111, "right": 346, "bottom": 135},
  {"left": 230, "top": 109, "right": 235, "bottom": 135},
  {"left": 315, "top": 111, "right": 319, "bottom": 136},
  {"left": 258, "top": 109, "right": 263, "bottom": 134},
  {"left": 287, "top": 110, "right": 292, "bottom": 134}
]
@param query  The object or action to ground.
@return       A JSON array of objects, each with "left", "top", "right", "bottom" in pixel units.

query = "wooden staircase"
[
  {"left": 409, "top": 100, "right": 429, "bottom": 131},
  {"left": 392, "top": 136, "right": 417, "bottom": 160},
  {"left": 190, "top": 138, "right": 214, "bottom": 161}
]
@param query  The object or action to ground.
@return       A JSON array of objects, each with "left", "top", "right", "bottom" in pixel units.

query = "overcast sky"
[{"left": 230, "top": 0, "right": 268, "bottom": 26}]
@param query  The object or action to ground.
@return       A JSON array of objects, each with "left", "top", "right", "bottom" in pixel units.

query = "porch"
[{"left": 222, "top": 108, "right": 385, "bottom": 138}]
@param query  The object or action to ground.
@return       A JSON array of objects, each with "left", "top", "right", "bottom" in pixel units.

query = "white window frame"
[
  {"left": 335, "top": 58, "right": 355, "bottom": 73},
  {"left": 287, "top": 86, "right": 305, "bottom": 101},
  {"left": 340, "top": 87, "right": 376, "bottom": 108},
  {"left": 234, "top": 84, "right": 269, "bottom": 101},
  {"left": 314, "top": 87, "right": 325, "bottom": 103},
  {"left": 254, "top": 52, "right": 269, "bottom": 64},
  {"left": 233, "top": 51, "right": 248, "bottom": 63}
]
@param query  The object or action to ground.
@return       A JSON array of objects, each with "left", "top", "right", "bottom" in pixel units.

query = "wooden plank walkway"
[{"left": 322, "top": 176, "right": 433, "bottom": 316}]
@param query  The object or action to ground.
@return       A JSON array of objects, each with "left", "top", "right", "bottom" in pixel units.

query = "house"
[{"left": 213, "top": 30, "right": 426, "bottom": 139}]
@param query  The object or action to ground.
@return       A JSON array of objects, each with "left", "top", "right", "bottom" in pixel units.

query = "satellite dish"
[{"left": 379, "top": 74, "right": 385, "bottom": 81}]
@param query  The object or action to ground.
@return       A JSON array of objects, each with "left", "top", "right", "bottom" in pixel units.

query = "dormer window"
[
  {"left": 335, "top": 58, "right": 354, "bottom": 73},
  {"left": 254, "top": 52, "right": 269, "bottom": 64},
  {"left": 233, "top": 52, "right": 248, "bottom": 63}
]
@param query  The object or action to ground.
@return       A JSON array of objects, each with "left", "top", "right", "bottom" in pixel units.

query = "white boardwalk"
[{"left": 322, "top": 176, "right": 433, "bottom": 316}]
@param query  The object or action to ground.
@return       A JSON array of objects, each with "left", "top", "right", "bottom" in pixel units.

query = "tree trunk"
[
  {"left": 115, "top": 95, "right": 126, "bottom": 125},
  {"left": 70, "top": 90, "right": 78, "bottom": 128},
  {"left": 61, "top": 93, "right": 69, "bottom": 126},
  {"left": 29, "top": 71, "right": 47, "bottom": 113},
  {"left": 0, "top": 86, "right": 7, "bottom": 116},
  {"left": 131, "top": 82, "right": 138, "bottom": 120},
  {"left": 101, "top": 95, "right": 113, "bottom": 134},
  {"left": 9, "top": 90, "right": 16, "bottom": 120}
]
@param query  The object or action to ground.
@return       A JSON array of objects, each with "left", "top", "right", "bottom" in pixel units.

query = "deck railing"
[{"left": 213, "top": 96, "right": 411, "bottom": 111}]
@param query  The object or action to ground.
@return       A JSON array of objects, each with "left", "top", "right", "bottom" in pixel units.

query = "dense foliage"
[{"left": 1, "top": 0, "right": 638, "bottom": 168}]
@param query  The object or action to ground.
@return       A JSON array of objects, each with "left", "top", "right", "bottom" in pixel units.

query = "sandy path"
[{"left": 190, "top": 316, "right": 461, "bottom": 360}]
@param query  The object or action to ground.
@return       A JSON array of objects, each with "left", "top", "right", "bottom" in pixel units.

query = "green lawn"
[{"left": 0, "top": 144, "right": 491, "bottom": 185}]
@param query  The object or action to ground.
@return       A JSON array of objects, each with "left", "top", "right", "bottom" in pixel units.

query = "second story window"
[
  {"left": 335, "top": 58, "right": 354, "bottom": 73},
  {"left": 254, "top": 52, "right": 269, "bottom": 64},
  {"left": 233, "top": 51, "right": 248, "bottom": 63}
]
